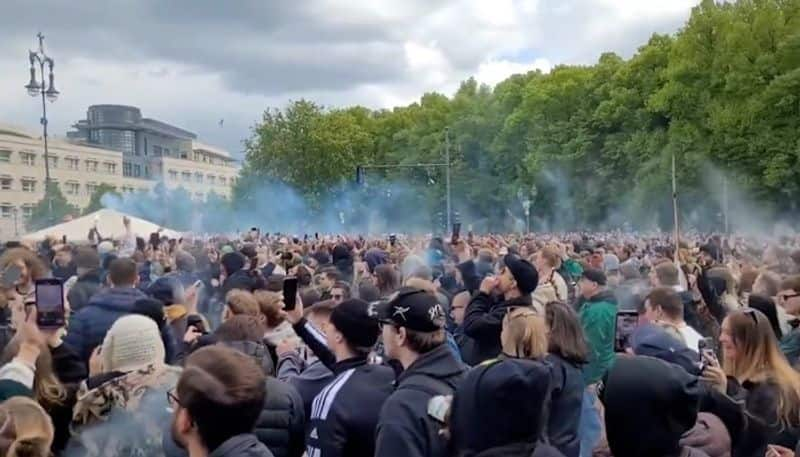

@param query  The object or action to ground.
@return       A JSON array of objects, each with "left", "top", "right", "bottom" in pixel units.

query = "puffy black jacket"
[
  {"left": 545, "top": 354, "right": 583, "bottom": 457},
  {"left": 254, "top": 377, "right": 305, "bottom": 457},
  {"left": 462, "top": 293, "right": 532, "bottom": 364},
  {"left": 374, "top": 344, "right": 467, "bottom": 457},
  {"left": 472, "top": 442, "right": 566, "bottom": 457}
]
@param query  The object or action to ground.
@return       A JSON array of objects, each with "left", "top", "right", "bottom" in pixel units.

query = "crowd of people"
[{"left": 0, "top": 221, "right": 799, "bottom": 457}]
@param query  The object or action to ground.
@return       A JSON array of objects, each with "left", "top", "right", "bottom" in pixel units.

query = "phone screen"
[
  {"left": 283, "top": 277, "right": 299, "bottom": 311},
  {"left": 35, "top": 279, "right": 65, "bottom": 328},
  {"left": 451, "top": 223, "right": 461, "bottom": 245},
  {"left": 614, "top": 311, "right": 639, "bottom": 352}
]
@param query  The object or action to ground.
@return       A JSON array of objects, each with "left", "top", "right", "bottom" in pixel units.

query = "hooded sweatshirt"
[
  {"left": 602, "top": 355, "right": 707, "bottom": 457},
  {"left": 578, "top": 290, "right": 618, "bottom": 385},
  {"left": 450, "top": 358, "right": 565, "bottom": 457},
  {"left": 375, "top": 344, "right": 468, "bottom": 457}
]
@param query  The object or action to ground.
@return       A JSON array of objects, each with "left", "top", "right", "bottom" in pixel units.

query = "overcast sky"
[{"left": 0, "top": 0, "right": 699, "bottom": 158}]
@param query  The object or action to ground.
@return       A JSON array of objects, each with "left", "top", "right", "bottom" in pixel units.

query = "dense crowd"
[{"left": 1, "top": 218, "right": 800, "bottom": 457}]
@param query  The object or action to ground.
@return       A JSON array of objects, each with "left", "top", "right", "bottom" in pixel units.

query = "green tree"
[
  {"left": 28, "top": 182, "right": 79, "bottom": 231},
  {"left": 82, "top": 183, "right": 121, "bottom": 215}
]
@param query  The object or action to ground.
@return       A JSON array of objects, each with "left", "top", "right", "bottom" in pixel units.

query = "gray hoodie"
[{"left": 209, "top": 434, "right": 274, "bottom": 457}]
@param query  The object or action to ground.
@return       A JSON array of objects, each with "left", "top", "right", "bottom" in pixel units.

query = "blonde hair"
[
  {"left": 501, "top": 307, "right": 548, "bottom": 360},
  {"left": 254, "top": 290, "right": 285, "bottom": 328},
  {"left": 1, "top": 397, "right": 54, "bottom": 457},
  {"left": 723, "top": 309, "right": 800, "bottom": 426},
  {"left": 1, "top": 335, "right": 67, "bottom": 407}
]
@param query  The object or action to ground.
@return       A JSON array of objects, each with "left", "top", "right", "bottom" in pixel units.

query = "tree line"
[{"left": 238, "top": 0, "right": 800, "bottom": 232}]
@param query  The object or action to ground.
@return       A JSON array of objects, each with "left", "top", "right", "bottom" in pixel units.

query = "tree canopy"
[{"left": 235, "top": 0, "right": 799, "bottom": 232}]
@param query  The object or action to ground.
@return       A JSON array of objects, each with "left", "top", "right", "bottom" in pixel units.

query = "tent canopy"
[{"left": 22, "top": 208, "right": 181, "bottom": 242}]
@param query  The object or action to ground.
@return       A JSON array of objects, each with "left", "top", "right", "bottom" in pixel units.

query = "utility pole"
[
  {"left": 445, "top": 127, "right": 451, "bottom": 230},
  {"left": 722, "top": 176, "right": 729, "bottom": 234},
  {"left": 672, "top": 152, "right": 680, "bottom": 265}
]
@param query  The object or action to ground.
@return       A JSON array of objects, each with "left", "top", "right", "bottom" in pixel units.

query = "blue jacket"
[{"left": 63, "top": 287, "right": 176, "bottom": 363}]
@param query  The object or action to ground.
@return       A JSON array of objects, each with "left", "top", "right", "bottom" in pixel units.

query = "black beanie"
[{"left": 329, "top": 299, "right": 380, "bottom": 349}]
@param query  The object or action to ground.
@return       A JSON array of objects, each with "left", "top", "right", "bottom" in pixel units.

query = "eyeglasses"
[
  {"left": 332, "top": 294, "right": 343, "bottom": 300},
  {"left": 777, "top": 293, "right": 800, "bottom": 302},
  {"left": 166, "top": 388, "right": 182, "bottom": 410}
]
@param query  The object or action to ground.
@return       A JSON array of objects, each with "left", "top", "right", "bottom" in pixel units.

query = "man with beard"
[{"left": 169, "top": 345, "right": 273, "bottom": 457}]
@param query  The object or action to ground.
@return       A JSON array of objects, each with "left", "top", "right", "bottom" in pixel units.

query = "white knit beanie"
[{"left": 101, "top": 315, "right": 165, "bottom": 373}]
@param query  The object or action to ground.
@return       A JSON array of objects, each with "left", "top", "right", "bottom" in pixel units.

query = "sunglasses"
[{"left": 166, "top": 388, "right": 182, "bottom": 409}]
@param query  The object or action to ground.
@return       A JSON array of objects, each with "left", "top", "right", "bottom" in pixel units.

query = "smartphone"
[
  {"left": 35, "top": 278, "right": 66, "bottom": 328},
  {"left": 451, "top": 223, "right": 461, "bottom": 245},
  {"left": 389, "top": 234, "right": 397, "bottom": 246},
  {"left": 699, "top": 337, "right": 718, "bottom": 369},
  {"left": 0, "top": 265, "right": 22, "bottom": 289},
  {"left": 614, "top": 311, "right": 639, "bottom": 352},
  {"left": 283, "top": 276, "right": 299, "bottom": 311}
]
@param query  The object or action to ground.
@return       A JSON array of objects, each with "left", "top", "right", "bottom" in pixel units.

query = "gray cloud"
[{"left": 0, "top": 0, "right": 699, "bottom": 155}]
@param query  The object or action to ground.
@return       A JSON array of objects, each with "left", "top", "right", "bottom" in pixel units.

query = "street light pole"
[
  {"left": 444, "top": 127, "right": 451, "bottom": 230},
  {"left": 25, "top": 32, "right": 59, "bottom": 225}
]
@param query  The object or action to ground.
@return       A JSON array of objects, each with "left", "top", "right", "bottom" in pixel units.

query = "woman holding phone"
[{"left": 701, "top": 308, "right": 800, "bottom": 452}]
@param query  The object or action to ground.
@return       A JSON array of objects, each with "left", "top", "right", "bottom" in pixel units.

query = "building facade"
[{"left": 0, "top": 105, "right": 239, "bottom": 239}]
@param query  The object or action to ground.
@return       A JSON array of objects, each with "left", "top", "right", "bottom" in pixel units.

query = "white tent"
[{"left": 22, "top": 208, "right": 181, "bottom": 242}]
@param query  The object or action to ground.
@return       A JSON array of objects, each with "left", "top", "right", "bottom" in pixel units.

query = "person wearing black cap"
[
  {"left": 575, "top": 267, "right": 617, "bottom": 457},
  {"left": 284, "top": 297, "right": 394, "bottom": 457},
  {"left": 450, "top": 358, "right": 565, "bottom": 457},
  {"left": 461, "top": 254, "right": 539, "bottom": 364},
  {"left": 373, "top": 287, "right": 468, "bottom": 457}
]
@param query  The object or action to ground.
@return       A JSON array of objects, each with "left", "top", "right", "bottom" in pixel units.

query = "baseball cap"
[
  {"left": 329, "top": 299, "right": 380, "bottom": 348},
  {"left": 503, "top": 254, "right": 539, "bottom": 295},
  {"left": 372, "top": 287, "right": 445, "bottom": 332}
]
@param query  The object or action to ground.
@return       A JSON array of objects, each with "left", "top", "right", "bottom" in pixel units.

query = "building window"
[
  {"left": 220, "top": 176, "right": 227, "bottom": 186},
  {"left": 0, "top": 150, "right": 10, "bottom": 163},
  {"left": 168, "top": 170, "right": 178, "bottom": 180},
  {"left": 65, "top": 158, "right": 80, "bottom": 170},
  {"left": 86, "top": 183, "right": 98, "bottom": 195},
  {"left": 0, "top": 177, "right": 11, "bottom": 190},
  {"left": 65, "top": 182, "right": 80, "bottom": 195},
  {"left": 144, "top": 166, "right": 150, "bottom": 178},
  {"left": 153, "top": 145, "right": 163, "bottom": 157},
  {"left": 91, "top": 129, "right": 136, "bottom": 155},
  {"left": 194, "top": 173, "right": 203, "bottom": 184},
  {"left": 181, "top": 172, "right": 191, "bottom": 182},
  {"left": 180, "top": 151, "right": 188, "bottom": 159},
  {"left": 122, "top": 162, "right": 132, "bottom": 177},
  {"left": 0, "top": 205, "right": 11, "bottom": 219},
  {"left": 207, "top": 174, "right": 216, "bottom": 185},
  {"left": 20, "top": 152, "right": 35, "bottom": 166},
  {"left": 133, "top": 164, "right": 141, "bottom": 177},
  {"left": 86, "top": 160, "right": 99, "bottom": 172},
  {"left": 193, "top": 152, "right": 200, "bottom": 162},
  {"left": 164, "top": 148, "right": 171, "bottom": 157},
  {"left": 47, "top": 155, "right": 58, "bottom": 169},
  {"left": 21, "top": 205, "right": 32, "bottom": 219},
  {"left": 144, "top": 137, "right": 148, "bottom": 156},
  {"left": 21, "top": 179, "right": 36, "bottom": 193},
  {"left": 104, "top": 162, "right": 117, "bottom": 174}
]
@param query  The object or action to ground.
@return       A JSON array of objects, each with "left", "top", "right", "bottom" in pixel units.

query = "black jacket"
[
  {"left": 276, "top": 352, "right": 335, "bottom": 419},
  {"left": 471, "top": 442, "right": 566, "bottom": 457},
  {"left": 293, "top": 318, "right": 394, "bottom": 457},
  {"left": 66, "top": 269, "right": 103, "bottom": 312},
  {"left": 374, "top": 344, "right": 468, "bottom": 457},
  {"left": 725, "top": 378, "right": 800, "bottom": 455},
  {"left": 304, "top": 357, "right": 394, "bottom": 457},
  {"left": 254, "top": 377, "right": 305, "bottom": 457},
  {"left": 545, "top": 354, "right": 583, "bottom": 457},
  {"left": 462, "top": 293, "right": 532, "bottom": 364},
  {"left": 208, "top": 434, "right": 275, "bottom": 457}
]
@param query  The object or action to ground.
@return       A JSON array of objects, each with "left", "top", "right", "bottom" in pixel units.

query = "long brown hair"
[
  {"left": 1, "top": 397, "right": 54, "bottom": 457},
  {"left": 374, "top": 264, "right": 399, "bottom": 297},
  {"left": 1, "top": 336, "right": 67, "bottom": 407},
  {"left": 501, "top": 307, "right": 547, "bottom": 360},
  {"left": 0, "top": 248, "right": 47, "bottom": 285},
  {"left": 723, "top": 309, "right": 800, "bottom": 425},
  {"left": 545, "top": 301, "right": 588, "bottom": 364}
]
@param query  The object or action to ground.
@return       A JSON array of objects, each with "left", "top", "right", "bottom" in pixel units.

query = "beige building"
[{"left": 0, "top": 122, "right": 239, "bottom": 240}]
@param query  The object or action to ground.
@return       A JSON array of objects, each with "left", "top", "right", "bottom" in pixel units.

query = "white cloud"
[{"left": 0, "top": 0, "right": 701, "bottom": 156}]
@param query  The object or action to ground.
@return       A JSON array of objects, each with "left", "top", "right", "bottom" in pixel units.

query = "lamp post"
[
  {"left": 24, "top": 32, "right": 59, "bottom": 225},
  {"left": 11, "top": 208, "right": 19, "bottom": 237}
]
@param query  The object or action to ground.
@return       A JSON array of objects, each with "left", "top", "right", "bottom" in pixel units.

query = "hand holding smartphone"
[
  {"left": 614, "top": 311, "right": 639, "bottom": 352},
  {"left": 34, "top": 278, "right": 66, "bottom": 329},
  {"left": 283, "top": 276, "right": 299, "bottom": 311}
]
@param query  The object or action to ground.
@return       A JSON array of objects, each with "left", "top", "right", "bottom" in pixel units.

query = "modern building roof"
[
  {"left": 0, "top": 123, "right": 37, "bottom": 140},
  {"left": 192, "top": 140, "right": 231, "bottom": 159}
]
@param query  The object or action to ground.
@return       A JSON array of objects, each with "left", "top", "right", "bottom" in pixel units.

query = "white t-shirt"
[{"left": 678, "top": 323, "right": 703, "bottom": 352}]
